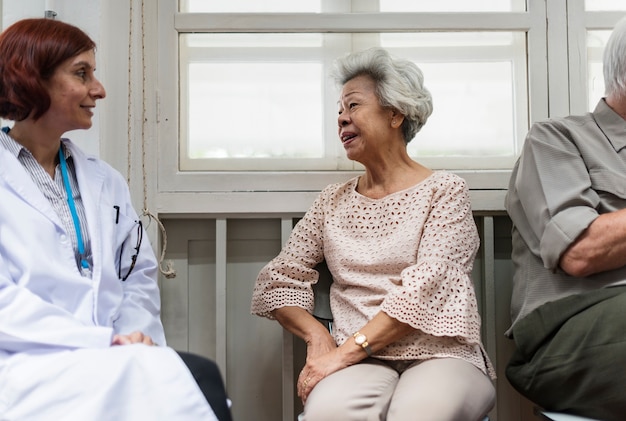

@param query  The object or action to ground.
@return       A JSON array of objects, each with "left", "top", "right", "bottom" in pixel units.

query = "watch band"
[{"left": 353, "top": 331, "right": 372, "bottom": 357}]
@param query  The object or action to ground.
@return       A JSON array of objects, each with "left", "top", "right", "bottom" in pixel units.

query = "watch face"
[{"left": 354, "top": 334, "right": 366, "bottom": 345}]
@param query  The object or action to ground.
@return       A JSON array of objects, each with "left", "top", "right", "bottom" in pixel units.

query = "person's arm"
[
  {"left": 272, "top": 306, "right": 335, "bottom": 358},
  {"left": 254, "top": 207, "right": 332, "bottom": 357},
  {"left": 271, "top": 274, "right": 403, "bottom": 404},
  {"left": 559, "top": 208, "right": 626, "bottom": 277},
  {"left": 251, "top": 186, "right": 331, "bottom": 320},
  {"left": 508, "top": 120, "right": 607, "bottom": 274},
  {"left": 296, "top": 309, "right": 414, "bottom": 402},
  {"left": 251, "top": 187, "right": 336, "bottom": 401}
]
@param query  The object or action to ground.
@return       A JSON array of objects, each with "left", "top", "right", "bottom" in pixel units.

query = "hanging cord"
[
  {"left": 127, "top": 0, "right": 176, "bottom": 278},
  {"left": 126, "top": 0, "right": 133, "bottom": 184}
]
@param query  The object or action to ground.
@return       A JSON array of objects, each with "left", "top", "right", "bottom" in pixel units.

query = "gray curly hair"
[{"left": 331, "top": 47, "right": 433, "bottom": 143}]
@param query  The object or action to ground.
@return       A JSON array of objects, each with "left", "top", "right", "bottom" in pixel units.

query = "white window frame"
[
  {"left": 153, "top": 0, "right": 552, "bottom": 213},
  {"left": 566, "top": 4, "right": 625, "bottom": 115},
  {"left": 178, "top": 32, "right": 353, "bottom": 172}
]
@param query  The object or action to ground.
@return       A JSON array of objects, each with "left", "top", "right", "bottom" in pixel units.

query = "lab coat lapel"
[{"left": 0, "top": 147, "right": 65, "bottom": 230}]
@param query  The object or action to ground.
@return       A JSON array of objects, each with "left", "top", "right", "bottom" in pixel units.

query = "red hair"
[{"left": 0, "top": 18, "right": 96, "bottom": 121}]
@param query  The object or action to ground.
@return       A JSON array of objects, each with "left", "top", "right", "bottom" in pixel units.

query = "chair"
[
  {"left": 537, "top": 409, "right": 600, "bottom": 421},
  {"left": 311, "top": 260, "right": 333, "bottom": 331}
]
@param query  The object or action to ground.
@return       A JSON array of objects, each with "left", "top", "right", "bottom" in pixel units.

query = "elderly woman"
[
  {"left": 0, "top": 18, "right": 231, "bottom": 420},
  {"left": 251, "top": 47, "right": 495, "bottom": 420}
]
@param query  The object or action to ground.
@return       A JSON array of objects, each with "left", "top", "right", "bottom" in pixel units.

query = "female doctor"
[{"left": 0, "top": 18, "right": 231, "bottom": 421}]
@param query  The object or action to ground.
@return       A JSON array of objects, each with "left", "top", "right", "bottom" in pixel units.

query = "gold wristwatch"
[{"left": 353, "top": 331, "right": 372, "bottom": 357}]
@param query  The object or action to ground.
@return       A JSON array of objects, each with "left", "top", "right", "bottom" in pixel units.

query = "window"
[
  {"left": 585, "top": 0, "right": 626, "bottom": 11},
  {"left": 587, "top": 30, "right": 610, "bottom": 110},
  {"left": 172, "top": 0, "right": 533, "bottom": 174},
  {"left": 559, "top": 1, "right": 626, "bottom": 115},
  {"left": 583, "top": 1, "right": 626, "bottom": 110}
]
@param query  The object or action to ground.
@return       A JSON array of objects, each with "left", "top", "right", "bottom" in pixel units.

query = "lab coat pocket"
[{"left": 114, "top": 213, "right": 141, "bottom": 281}]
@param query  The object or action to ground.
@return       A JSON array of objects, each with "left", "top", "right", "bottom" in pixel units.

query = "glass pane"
[
  {"left": 381, "top": 32, "right": 527, "bottom": 161},
  {"left": 181, "top": 0, "right": 321, "bottom": 13},
  {"left": 585, "top": 0, "right": 626, "bottom": 11},
  {"left": 181, "top": 35, "right": 326, "bottom": 163},
  {"left": 587, "top": 30, "right": 611, "bottom": 110},
  {"left": 185, "top": 62, "right": 323, "bottom": 159},
  {"left": 408, "top": 62, "right": 516, "bottom": 158},
  {"left": 380, "top": 0, "right": 526, "bottom": 12},
  {"left": 181, "top": 32, "right": 526, "bottom": 170}
]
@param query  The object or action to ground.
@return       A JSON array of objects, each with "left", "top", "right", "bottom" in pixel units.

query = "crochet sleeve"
[
  {"left": 380, "top": 176, "right": 482, "bottom": 343},
  {"left": 250, "top": 186, "right": 331, "bottom": 319}
]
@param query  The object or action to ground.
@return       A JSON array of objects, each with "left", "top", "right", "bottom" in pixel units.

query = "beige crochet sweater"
[{"left": 251, "top": 171, "right": 495, "bottom": 379}]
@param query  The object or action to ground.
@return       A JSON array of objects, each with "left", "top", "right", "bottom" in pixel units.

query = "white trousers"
[
  {"left": 302, "top": 357, "right": 495, "bottom": 421},
  {"left": 0, "top": 345, "right": 218, "bottom": 421}
]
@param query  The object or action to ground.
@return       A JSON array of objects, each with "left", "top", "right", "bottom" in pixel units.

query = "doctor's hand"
[{"left": 111, "top": 331, "right": 155, "bottom": 346}]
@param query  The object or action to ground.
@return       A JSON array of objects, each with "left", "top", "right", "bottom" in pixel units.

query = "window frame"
[
  {"left": 566, "top": 5, "right": 625, "bottom": 115},
  {"left": 156, "top": 0, "right": 549, "bottom": 202}
]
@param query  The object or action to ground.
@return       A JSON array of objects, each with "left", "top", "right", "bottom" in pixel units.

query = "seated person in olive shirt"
[{"left": 505, "top": 16, "right": 626, "bottom": 421}]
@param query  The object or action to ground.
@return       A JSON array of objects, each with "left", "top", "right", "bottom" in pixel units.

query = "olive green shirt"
[{"left": 505, "top": 99, "right": 626, "bottom": 335}]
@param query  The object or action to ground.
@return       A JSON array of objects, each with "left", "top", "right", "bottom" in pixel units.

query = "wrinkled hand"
[
  {"left": 111, "top": 331, "right": 155, "bottom": 346},
  {"left": 297, "top": 336, "right": 347, "bottom": 404}
]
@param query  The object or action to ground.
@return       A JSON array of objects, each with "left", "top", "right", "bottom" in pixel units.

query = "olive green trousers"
[{"left": 507, "top": 285, "right": 626, "bottom": 421}]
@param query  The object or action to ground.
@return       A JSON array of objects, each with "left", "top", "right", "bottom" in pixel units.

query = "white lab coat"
[{"left": 0, "top": 138, "right": 217, "bottom": 420}]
